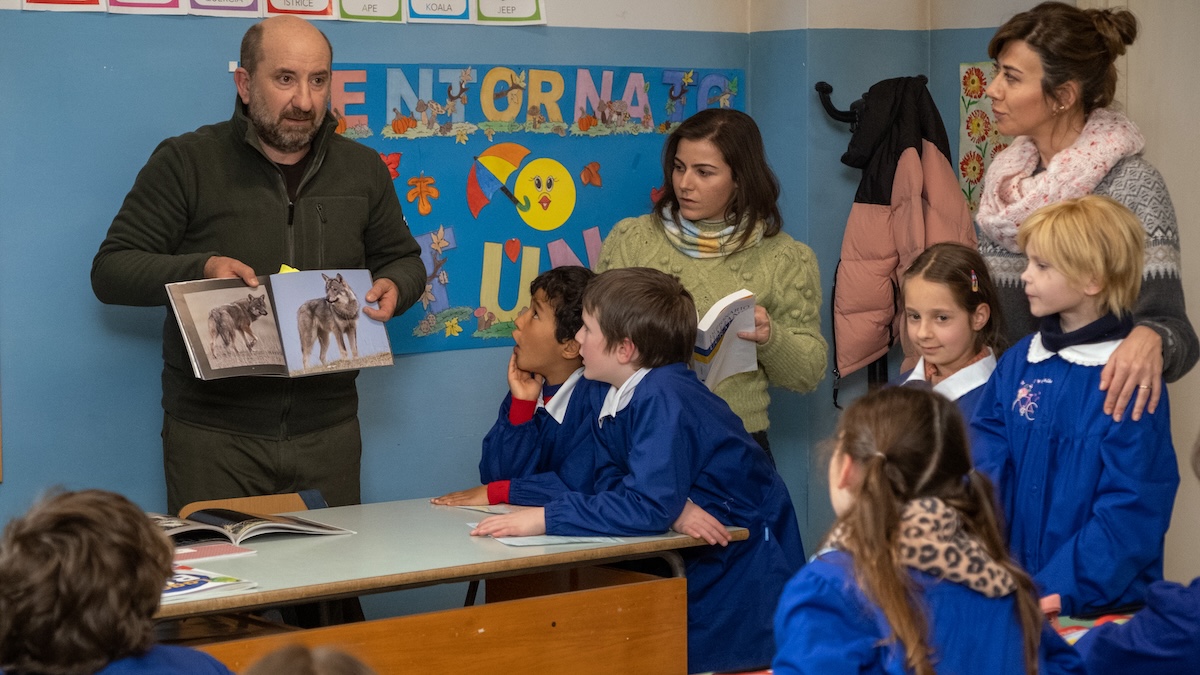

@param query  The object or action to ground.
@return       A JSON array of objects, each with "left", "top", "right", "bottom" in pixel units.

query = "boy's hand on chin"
[
  {"left": 430, "top": 485, "right": 489, "bottom": 506},
  {"left": 471, "top": 508, "right": 546, "bottom": 537},
  {"left": 508, "top": 352, "right": 545, "bottom": 401}
]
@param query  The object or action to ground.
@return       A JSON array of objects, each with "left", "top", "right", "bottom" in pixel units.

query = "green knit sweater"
[{"left": 597, "top": 214, "right": 827, "bottom": 433}]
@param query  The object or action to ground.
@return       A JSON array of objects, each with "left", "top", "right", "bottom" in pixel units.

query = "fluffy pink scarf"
[{"left": 976, "top": 108, "right": 1144, "bottom": 253}]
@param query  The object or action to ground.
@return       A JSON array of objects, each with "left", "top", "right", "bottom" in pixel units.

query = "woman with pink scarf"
[{"left": 977, "top": 1, "right": 1197, "bottom": 422}]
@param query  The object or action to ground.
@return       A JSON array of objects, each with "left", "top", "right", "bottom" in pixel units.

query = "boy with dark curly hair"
[
  {"left": 0, "top": 489, "right": 232, "bottom": 675},
  {"left": 433, "top": 265, "right": 607, "bottom": 507}
]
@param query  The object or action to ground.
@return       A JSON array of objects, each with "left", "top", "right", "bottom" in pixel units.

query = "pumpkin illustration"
[
  {"left": 578, "top": 114, "right": 598, "bottom": 132},
  {"left": 390, "top": 107, "right": 417, "bottom": 134}
]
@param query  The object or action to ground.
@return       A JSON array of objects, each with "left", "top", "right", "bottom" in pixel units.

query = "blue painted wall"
[{"left": 0, "top": 10, "right": 1000, "bottom": 614}]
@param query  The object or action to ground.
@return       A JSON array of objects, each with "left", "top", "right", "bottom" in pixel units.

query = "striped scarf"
[{"left": 659, "top": 209, "right": 763, "bottom": 258}]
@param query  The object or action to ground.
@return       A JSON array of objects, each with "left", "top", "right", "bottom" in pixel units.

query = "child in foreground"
[
  {"left": 432, "top": 266, "right": 607, "bottom": 507},
  {"left": 0, "top": 489, "right": 233, "bottom": 675},
  {"left": 472, "top": 267, "right": 804, "bottom": 673},
  {"left": 971, "top": 195, "right": 1179, "bottom": 618},
  {"left": 1072, "top": 439, "right": 1200, "bottom": 674},
  {"left": 773, "top": 387, "right": 1084, "bottom": 675},
  {"left": 898, "top": 242, "right": 1004, "bottom": 420}
]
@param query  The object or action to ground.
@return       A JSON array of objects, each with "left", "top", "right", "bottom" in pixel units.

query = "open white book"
[
  {"left": 150, "top": 509, "right": 354, "bottom": 547},
  {"left": 692, "top": 289, "right": 758, "bottom": 391},
  {"left": 165, "top": 268, "right": 393, "bottom": 380}
]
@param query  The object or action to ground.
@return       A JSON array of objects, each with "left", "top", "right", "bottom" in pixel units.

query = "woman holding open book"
[{"left": 596, "top": 108, "right": 826, "bottom": 459}]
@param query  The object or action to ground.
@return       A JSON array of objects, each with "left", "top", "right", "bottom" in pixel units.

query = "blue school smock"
[
  {"left": 1074, "top": 577, "right": 1200, "bottom": 675},
  {"left": 543, "top": 362, "right": 805, "bottom": 674},
  {"left": 478, "top": 368, "right": 608, "bottom": 505},
  {"left": 896, "top": 349, "right": 996, "bottom": 422},
  {"left": 95, "top": 645, "right": 233, "bottom": 675},
  {"left": 773, "top": 549, "right": 1086, "bottom": 675},
  {"left": 970, "top": 334, "right": 1179, "bottom": 616}
]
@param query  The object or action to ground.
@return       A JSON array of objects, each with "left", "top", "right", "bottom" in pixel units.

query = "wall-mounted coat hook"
[{"left": 815, "top": 81, "right": 861, "bottom": 130}]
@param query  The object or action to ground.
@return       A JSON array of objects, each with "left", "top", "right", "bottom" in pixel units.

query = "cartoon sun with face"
[{"left": 513, "top": 157, "right": 577, "bottom": 231}]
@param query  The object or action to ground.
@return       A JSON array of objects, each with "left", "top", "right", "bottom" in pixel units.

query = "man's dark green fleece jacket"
[{"left": 92, "top": 99, "right": 427, "bottom": 439}]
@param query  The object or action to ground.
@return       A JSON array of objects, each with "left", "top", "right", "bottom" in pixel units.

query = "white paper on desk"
[
  {"left": 466, "top": 523, "right": 622, "bottom": 546},
  {"left": 453, "top": 504, "right": 517, "bottom": 514}
]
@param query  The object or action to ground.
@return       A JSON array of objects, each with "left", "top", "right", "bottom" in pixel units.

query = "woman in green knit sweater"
[{"left": 596, "top": 109, "right": 827, "bottom": 457}]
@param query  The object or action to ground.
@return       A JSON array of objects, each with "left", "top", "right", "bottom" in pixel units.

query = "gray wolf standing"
[
  {"left": 208, "top": 293, "right": 269, "bottom": 355},
  {"left": 297, "top": 273, "right": 360, "bottom": 368}
]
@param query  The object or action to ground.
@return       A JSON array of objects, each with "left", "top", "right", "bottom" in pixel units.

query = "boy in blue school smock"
[
  {"left": 971, "top": 195, "right": 1179, "bottom": 618},
  {"left": 433, "top": 265, "right": 607, "bottom": 507},
  {"left": 0, "top": 489, "right": 233, "bottom": 675},
  {"left": 472, "top": 267, "right": 804, "bottom": 674},
  {"left": 1071, "top": 440, "right": 1200, "bottom": 674}
]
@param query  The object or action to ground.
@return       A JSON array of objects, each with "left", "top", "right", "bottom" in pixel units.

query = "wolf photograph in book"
[
  {"left": 298, "top": 273, "right": 360, "bottom": 369},
  {"left": 209, "top": 293, "right": 271, "bottom": 357},
  {"left": 188, "top": 288, "right": 284, "bottom": 370},
  {"left": 167, "top": 269, "right": 392, "bottom": 380},
  {"left": 272, "top": 271, "right": 392, "bottom": 376}
]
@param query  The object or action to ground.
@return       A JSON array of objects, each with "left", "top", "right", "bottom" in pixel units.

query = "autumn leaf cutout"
[
  {"left": 379, "top": 152, "right": 401, "bottom": 180},
  {"left": 580, "top": 161, "right": 602, "bottom": 187},
  {"left": 406, "top": 173, "right": 439, "bottom": 216}
]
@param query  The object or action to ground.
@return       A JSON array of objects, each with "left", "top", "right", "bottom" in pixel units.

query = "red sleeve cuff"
[
  {"left": 508, "top": 397, "right": 538, "bottom": 425},
  {"left": 487, "top": 480, "right": 511, "bottom": 505}
]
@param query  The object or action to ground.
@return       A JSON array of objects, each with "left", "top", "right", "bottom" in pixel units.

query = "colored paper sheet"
[
  {"left": 266, "top": 0, "right": 335, "bottom": 17},
  {"left": 0, "top": 0, "right": 20, "bottom": 9},
  {"left": 476, "top": 0, "right": 543, "bottom": 25},
  {"left": 338, "top": 0, "right": 403, "bottom": 22},
  {"left": 22, "top": 0, "right": 106, "bottom": 11},
  {"left": 188, "top": 0, "right": 261, "bottom": 17},
  {"left": 406, "top": 0, "right": 468, "bottom": 23},
  {"left": 109, "top": 0, "right": 186, "bottom": 14}
]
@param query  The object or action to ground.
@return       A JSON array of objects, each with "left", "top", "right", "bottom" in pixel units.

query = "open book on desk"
[
  {"left": 166, "top": 268, "right": 393, "bottom": 380},
  {"left": 150, "top": 509, "right": 354, "bottom": 547},
  {"left": 692, "top": 289, "right": 757, "bottom": 391}
]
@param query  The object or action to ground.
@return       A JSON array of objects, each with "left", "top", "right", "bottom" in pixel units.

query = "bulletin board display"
[{"left": 331, "top": 62, "right": 746, "bottom": 354}]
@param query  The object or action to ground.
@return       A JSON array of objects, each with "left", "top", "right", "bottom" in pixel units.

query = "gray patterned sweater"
[{"left": 979, "top": 155, "right": 1198, "bottom": 382}]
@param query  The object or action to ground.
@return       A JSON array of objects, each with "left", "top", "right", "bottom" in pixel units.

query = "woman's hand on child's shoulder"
[{"left": 1101, "top": 326, "right": 1163, "bottom": 422}]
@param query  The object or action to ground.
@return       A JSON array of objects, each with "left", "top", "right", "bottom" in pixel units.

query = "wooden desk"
[
  {"left": 159, "top": 498, "right": 745, "bottom": 619},
  {"left": 177, "top": 499, "right": 746, "bottom": 674}
]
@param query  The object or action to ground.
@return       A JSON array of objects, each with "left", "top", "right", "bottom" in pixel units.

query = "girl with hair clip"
[
  {"left": 597, "top": 108, "right": 826, "bottom": 460},
  {"left": 978, "top": 1, "right": 1198, "bottom": 424},
  {"left": 772, "top": 387, "right": 1084, "bottom": 675},
  {"left": 898, "top": 242, "right": 1005, "bottom": 420}
]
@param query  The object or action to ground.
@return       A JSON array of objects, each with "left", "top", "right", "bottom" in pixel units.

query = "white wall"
[{"left": 1121, "top": 0, "right": 1200, "bottom": 583}]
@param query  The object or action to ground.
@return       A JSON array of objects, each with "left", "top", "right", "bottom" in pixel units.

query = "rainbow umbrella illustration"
[{"left": 467, "top": 142, "right": 532, "bottom": 218}]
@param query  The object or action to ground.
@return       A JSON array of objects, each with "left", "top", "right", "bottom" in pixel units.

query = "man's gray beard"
[{"left": 249, "top": 97, "right": 324, "bottom": 155}]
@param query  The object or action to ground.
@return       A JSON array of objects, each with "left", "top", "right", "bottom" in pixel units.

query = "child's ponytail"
[
  {"left": 842, "top": 455, "right": 936, "bottom": 675},
  {"left": 831, "top": 387, "right": 1043, "bottom": 675}
]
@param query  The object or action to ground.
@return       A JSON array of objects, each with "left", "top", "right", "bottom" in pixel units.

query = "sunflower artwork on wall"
[{"left": 958, "top": 63, "right": 1013, "bottom": 213}]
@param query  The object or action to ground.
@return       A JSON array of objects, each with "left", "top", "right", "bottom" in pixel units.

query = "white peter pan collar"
[
  {"left": 598, "top": 367, "right": 651, "bottom": 423},
  {"left": 903, "top": 349, "right": 997, "bottom": 402},
  {"left": 1026, "top": 333, "right": 1122, "bottom": 366},
  {"left": 538, "top": 367, "right": 585, "bottom": 424}
]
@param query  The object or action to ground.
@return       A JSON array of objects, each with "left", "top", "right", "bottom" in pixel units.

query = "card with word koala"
[{"left": 167, "top": 268, "right": 393, "bottom": 380}]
